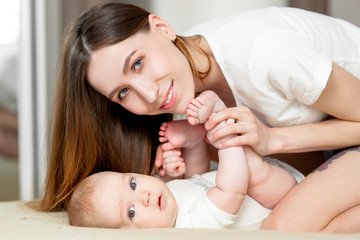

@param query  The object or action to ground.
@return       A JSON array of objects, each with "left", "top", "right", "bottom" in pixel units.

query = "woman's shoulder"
[
  {"left": 183, "top": 7, "right": 324, "bottom": 35},
  {"left": 184, "top": 6, "right": 353, "bottom": 37},
  {"left": 183, "top": 7, "right": 282, "bottom": 36},
  {"left": 183, "top": 7, "right": 319, "bottom": 62}
]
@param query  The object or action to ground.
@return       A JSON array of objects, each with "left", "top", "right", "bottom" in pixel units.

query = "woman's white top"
[{"left": 184, "top": 7, "right": 360, "bottom": 127}]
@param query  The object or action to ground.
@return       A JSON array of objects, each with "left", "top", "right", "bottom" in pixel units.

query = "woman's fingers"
[
  {"left": 204, "top": 106, "right": 271, "bottom": 156},
  {"left": 207, "top": 121, "right": 255, "bottom": 143},
  {"left": 205, "top": 106, "right": 250, "bottom": 130},
  {"left": 217, "top": 134, "right": 256, "bottom": 149}
]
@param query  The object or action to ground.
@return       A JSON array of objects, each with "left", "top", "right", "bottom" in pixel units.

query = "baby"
[{"left": 68, "top": 91, "right": 301, "bottom": 229}]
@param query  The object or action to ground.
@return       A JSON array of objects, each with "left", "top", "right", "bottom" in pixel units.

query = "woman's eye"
[
  {"left": 133, "top": 58, "right": 143, "bottom": 71},
  {"left": 119, "top": 88, "right": 128, "bottom": 100},
  {"left": 128, "top": 206, "right": 135, "bottom": 219},
  {"left": 130, "top": 178, "right": 136, "bottom": 190}
]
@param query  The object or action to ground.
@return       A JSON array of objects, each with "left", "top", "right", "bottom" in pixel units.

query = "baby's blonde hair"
[{"left": 67, "top": 176, "right": 97, "bottom": 227}]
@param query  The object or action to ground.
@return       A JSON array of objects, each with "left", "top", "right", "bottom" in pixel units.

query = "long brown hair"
[{"left": 39, "top": 3, "right": 209, "bottom": 211}]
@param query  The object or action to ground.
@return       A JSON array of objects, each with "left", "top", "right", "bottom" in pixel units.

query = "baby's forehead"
[
  {"left": 84, "top": 173, "right": 122, "bottom": 196},
  {"left": 90, "top": 174, "right": 125, "bottom": 202},
  {"left": 93, "top": 171, "right": 124, "bottom": 180}
]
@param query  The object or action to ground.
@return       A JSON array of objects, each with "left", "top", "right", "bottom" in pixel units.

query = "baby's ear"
[{"left": 148, "top": 14, "right": 175, "bottom": 41}]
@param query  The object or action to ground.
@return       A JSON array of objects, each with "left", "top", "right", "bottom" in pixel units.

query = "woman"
[{"left": 40, "top": 3, "right": 360, "bottom": 232}]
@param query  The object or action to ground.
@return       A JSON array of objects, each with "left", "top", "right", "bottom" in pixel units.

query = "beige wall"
[
  {"left": 329, "top": 0, "right": 360, "bottom": 27},
  {"left": 148, "top": 0, "right": 289, "bottom": 34}
]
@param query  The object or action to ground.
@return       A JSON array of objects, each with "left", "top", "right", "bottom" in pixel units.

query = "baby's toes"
[
  {"left": 159, "top": 129, "right": 166, "bottom": 136},
  {"left": 161, "top": 142, "right": 176, "bottom": 151},
  {"left": 187, "top": 116, "right": 200, "bottom": 126},
  {"left": 190, "top": 99, "right": 202, "bottom": 109},
  {"left": 160, "top": 122, "right": 168, "bottom": 130},
  {"left": 159, "top": 136, "right": 168, "bottom": 143},
  {"left": 195, "top": 96, "right": 207, "bottom": 106},
  {"left": 186, "top": 108, "right": 199, "bottom": 118}
]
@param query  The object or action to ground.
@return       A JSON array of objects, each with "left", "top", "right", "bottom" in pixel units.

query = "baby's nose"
[{"left": 142, "top": 192, "right": 151, "bottom": 207}]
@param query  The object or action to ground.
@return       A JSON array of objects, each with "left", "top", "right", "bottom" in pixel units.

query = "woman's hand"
[{"left": 205, "top": 106, "right": 273, "bottom": 156}]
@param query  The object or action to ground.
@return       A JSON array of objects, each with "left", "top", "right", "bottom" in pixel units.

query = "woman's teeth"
[{"left": 164, "top": 86, "right": 173, "bottom": 106}]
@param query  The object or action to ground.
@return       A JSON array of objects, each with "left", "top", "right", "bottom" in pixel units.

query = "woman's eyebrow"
[
  {"left": 123, "top": 50, "right": 137, "bottom": 74},
  {"left": 108, "top": 87, "right": 120, "bottom": 100},
  {"left": 108, "top": 50, "right": 137, "bottom": 100}
]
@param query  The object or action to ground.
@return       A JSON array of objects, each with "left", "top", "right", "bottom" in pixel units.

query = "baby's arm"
[
  {"left": 153, "top": 147, "right": 186, "bottom": 182},
  {"left": 187, "top": 90, "right": 249, "bottom": 214},
  {"left": 162, "top": 148, "right": 186, "bottom": 177},
  {"left": 207, "top": 133, "right": 249, "bottom": 214},
  {"left": 245, "top": 147, "right": 297, "bottom": 209}
]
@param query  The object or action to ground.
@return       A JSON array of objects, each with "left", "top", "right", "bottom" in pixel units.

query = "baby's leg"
[
  {"left": 186, "top": 90, "right": 226, "bottom": 125},
  {"left": 245, "top": 147, "right": 297, "bottom": 209},
  {"left": 159, "top": 120, "right": 210, "bottom": 178},
  {"left": 186, "top": 90, "right": 235, "bottom": 148}
]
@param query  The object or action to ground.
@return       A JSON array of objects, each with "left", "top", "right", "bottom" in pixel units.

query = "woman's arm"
[
  {"left": 271, "top": 63, "right": 360, "bottom": 153},
  {"left": 263, "top": 147, "right": 360, "bottom": 232},
  {"left": 313, "top": 63, "right": 360, "bottom": 121},
  {"left": 205, "top": 63, "right": 360, "bottom": 155}
]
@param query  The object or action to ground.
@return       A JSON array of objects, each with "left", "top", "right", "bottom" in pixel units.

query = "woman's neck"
[{"left": 187, "top": 36, "right": 236, "bottom": 107}]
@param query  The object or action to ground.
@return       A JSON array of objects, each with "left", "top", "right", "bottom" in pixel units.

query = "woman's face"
[{"left": 87, "top": 16, "right": 195, "bottom": 115}]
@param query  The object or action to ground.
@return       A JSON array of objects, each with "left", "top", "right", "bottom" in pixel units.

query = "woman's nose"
[{"left": 135, "top": 81, "right": 158, "bottom": 104}]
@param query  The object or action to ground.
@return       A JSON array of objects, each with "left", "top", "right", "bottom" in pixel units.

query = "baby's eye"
[
  {"left": 128, "top": 206, "right": 135, "bottom": 219},
  {"left": 130, "top": 178, "right": 136, "bottom": 190},
  {"left": 133, "top": 58, "right": 143, "bottom": 71},
  {"left": 119, "top": 88, "right": 128, "bottom": 100}
]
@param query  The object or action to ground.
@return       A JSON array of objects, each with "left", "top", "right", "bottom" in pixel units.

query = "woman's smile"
[{"left": 160, "top": 81, "right": 177, "bottom": 110}]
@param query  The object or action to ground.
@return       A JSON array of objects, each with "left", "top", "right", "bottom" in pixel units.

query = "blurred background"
[{"left": 0, "top": 0, "right": 359, "bottom": 201}]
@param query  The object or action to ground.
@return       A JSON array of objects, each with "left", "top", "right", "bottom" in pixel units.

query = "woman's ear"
[{"left": 148, "top": 14, "right": 176, "bottom": 41}]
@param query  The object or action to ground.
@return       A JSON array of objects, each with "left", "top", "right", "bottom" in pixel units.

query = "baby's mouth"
[{"left": 158, "top": 194, "right": 164, "bottom": 210}]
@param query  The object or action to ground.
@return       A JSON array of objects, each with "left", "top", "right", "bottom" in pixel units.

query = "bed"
[{"left": 1, "top": 200, "right": 359, "bottom": 240}]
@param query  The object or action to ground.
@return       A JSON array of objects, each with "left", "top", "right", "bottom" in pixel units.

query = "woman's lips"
[{"left": 160, "top": 82, "right": 176, "bottom": 110}]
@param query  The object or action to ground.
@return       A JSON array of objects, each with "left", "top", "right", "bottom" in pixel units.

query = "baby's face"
[{"left": 89, "top": 171, "right": 177, "bottom": 229}]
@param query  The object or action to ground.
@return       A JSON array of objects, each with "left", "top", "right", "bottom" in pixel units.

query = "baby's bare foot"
[
  {"left": 159, "top": 120, "right": 206, "bottom": 150},
  {"left": 186, "top": 90, "right": 226, "bottom": 125}
]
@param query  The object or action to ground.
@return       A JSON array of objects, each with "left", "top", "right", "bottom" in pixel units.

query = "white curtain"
[{"left": 18, "top": 0, "right": 60, "bottom": 200}]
